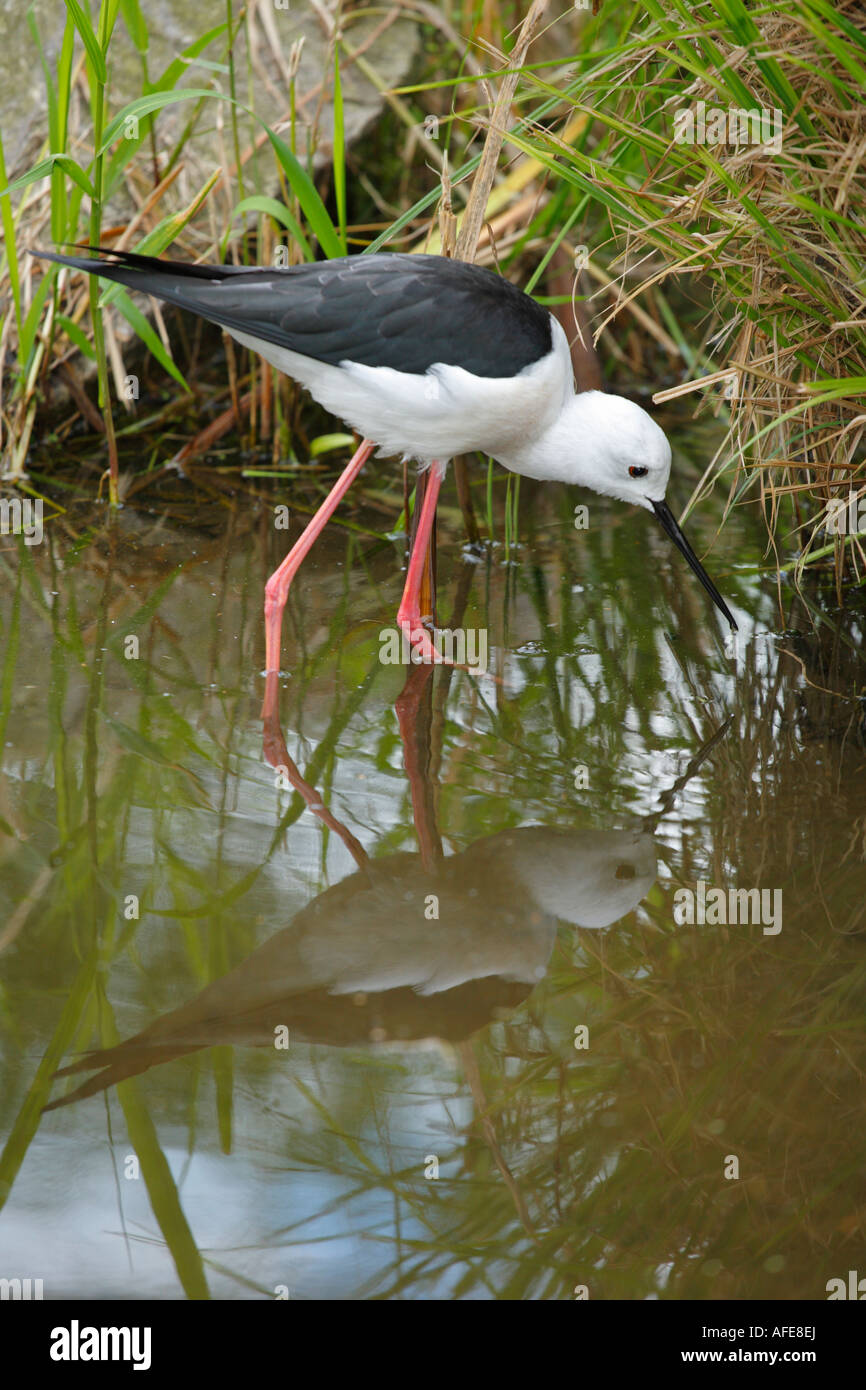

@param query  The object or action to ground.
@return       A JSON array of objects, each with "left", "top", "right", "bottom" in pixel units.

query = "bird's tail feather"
[
  {"left": 30, "top": 246, "right": 288, "bottom": 347},
  {"left": 33, "top": 244, "right": 249, "bottom": 282},
  {"left": 42, "top": 1041, "right": 200, "bottom": 1111}
]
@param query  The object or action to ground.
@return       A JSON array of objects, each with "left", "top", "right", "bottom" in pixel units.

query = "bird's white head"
[
  {"left": 521, "top": 390, "right": 737, "bottom": 630},
  {"left": 563, "top": 391, "right": 672, "bottom": 509}
]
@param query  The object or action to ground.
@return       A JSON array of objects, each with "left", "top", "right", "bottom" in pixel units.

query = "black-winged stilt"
[{"left": 35, "top": 247, "right": 738, "bottom": 668}]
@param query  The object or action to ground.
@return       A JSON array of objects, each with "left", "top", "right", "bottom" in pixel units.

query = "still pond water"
[{"left": 1, "top": 429, "right": 864, "bottom": 1299}]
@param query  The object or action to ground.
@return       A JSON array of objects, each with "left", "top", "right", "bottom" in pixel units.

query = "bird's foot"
[{"left": 397, "top": 617, "right": 453, "bottom": 668}]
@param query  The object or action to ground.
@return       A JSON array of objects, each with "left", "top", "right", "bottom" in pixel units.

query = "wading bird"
[{"left": 35, "top": 247, "right": 738, "bottom": 669}]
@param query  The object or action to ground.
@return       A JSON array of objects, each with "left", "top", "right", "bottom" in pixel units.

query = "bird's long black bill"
[{"left": 651, "top": 499, "right": 737, "bottom": 631}]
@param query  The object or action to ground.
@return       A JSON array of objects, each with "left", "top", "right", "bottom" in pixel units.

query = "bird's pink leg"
[
  {"left": 264, "top": 438, "right": 375, "bottom": 674},
  {"left": 396, "top": 461, "right": 448, "bottom": 667},
  {"left": 261, "top": 687, "right": 369, "bottom": 868},
  {"left": 395, "top": 663, "right": 441, "bottom": 872}
]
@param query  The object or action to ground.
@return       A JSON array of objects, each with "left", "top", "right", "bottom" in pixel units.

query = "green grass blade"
[
  {"left": 265, "top": 127, "right": 343, "bottom": 259},
  {"left": 109, "top": 287, "right": 191, "bottom": 392},
  {"left": 1, "top": 153, "right": 94, "bottom": 200},
  {"left": 222, "top": 194, "right": 312, "bottom": 261},
  {"left": 64, "top": 0, "right": 107, "bottom": 84},
  {"left": 99, "top": 88, "right": 218, "bottom": 150},
  {"left": 0, "top": 130, "right": 23, "bottom": 339},
  {"left": 333, "top": 40, "right": 347, "bottom": 253}
]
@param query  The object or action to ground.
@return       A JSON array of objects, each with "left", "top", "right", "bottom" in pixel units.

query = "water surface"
[{"left": 1, "top": 437, "right": 864, "bottom": 1300}]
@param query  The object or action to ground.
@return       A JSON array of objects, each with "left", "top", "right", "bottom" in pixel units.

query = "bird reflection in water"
[{"left": 46, "top": 654, "right": 726, "bottom": 1111}]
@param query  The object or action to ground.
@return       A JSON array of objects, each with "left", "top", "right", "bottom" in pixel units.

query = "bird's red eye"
[{"left": 629, "top": 466, "right": 649, "bottom": 478}]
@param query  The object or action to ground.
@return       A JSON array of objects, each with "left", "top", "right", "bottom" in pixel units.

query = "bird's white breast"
[{"left": 229, "top": 314, "right": 574, "bottom": 467}]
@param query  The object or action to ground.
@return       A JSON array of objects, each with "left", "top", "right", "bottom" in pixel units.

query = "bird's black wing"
[{"left": 34, "top": 248, "right": 552, "bottom": 378}]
